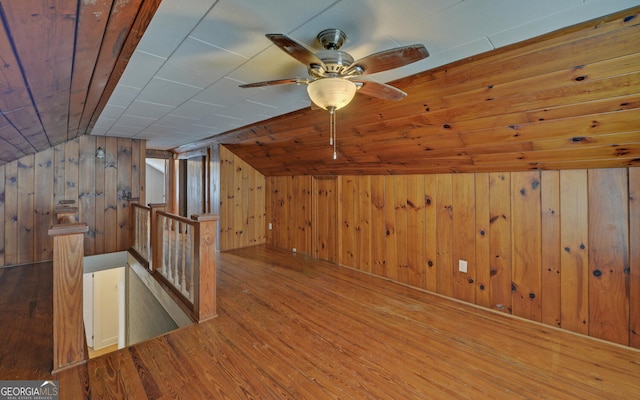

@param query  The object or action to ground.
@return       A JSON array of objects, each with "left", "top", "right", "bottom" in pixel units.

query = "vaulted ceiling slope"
[
  {"left": 0, "top": 0, "right": 160, "bottom": 165},
  {"left": 177, "top": 6, "right": 640, "bottom": 175}
]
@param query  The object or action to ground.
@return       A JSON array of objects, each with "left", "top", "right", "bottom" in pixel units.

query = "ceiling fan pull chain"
[
  {"left": 329, "top": 106, "right": 334, "bottom": 145},
  {"left": 330, "top": 108, "right": 337, "bottom": 159}
]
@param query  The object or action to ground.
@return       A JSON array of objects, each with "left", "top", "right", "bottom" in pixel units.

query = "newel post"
[
  {"left": 48, "top": 223, "right": 89, "bottom": 373},
  {"left": 191, "top": 214, "right": 219, "bottom": 322},
  {"left": 149, "top": 203, "right": 166, "bottom": 271}
]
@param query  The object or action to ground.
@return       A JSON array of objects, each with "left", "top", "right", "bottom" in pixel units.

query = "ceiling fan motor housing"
[
  {"left": 310, "top": 50, "right": 355, "bottom": 78},
  {"left": 309, "top": 28, "right": 363, "bottom": 79}
]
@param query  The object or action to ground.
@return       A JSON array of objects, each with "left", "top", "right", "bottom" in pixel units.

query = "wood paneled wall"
[
  {"left": 0, "top": 135, "right": 145, "bottom": 267},
  {"left": 264, "top": 168, "right": 640, "bottom": 348},
  {"left": 219, "top": 146, "right": 266, "bottom": 250},
  {"left": 265, "top": 175, "right": 313, "bottom": 255}
]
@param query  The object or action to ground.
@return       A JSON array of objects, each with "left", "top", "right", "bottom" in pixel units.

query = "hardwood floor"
[
  {"left": 2, "top": 245, "right": 640, "bottom": 398},
  {"left": 0, "top": 262, "right": 54, "bottom": 380}
]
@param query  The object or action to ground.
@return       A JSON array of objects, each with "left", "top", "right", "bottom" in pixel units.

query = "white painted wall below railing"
[{"left": 128, "top": 253, "right": 192, "bottom": 328}]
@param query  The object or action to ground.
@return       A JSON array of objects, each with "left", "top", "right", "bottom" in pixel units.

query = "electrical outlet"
[
  {"left": 458, "top": 259, "right": 468, "bottom": 273},
  {"left": 292, "top": 248, "right": 297, "bottom": 253},
  {"left": 268, "top": 222, "right": 272, "bottom": 230}
]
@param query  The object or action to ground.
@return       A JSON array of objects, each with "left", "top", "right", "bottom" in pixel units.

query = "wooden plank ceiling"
[
  {"left": 0, "top": 0, "right": 160, "bottom": 165},
  {"left": 176, "top": 7, "right": 640, "bottom": 176}
]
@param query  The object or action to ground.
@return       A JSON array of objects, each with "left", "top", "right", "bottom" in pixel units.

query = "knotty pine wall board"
[
  {"left": 435, "top": 174, "right": 454, "bottom": 298},
  {"left": 312, "top": 177, "right": 338, "bottom": 263},
  {"left": 382, "top": 176, "right": 398, "bottom": 282},
  {"left": 34, "top": 148, "right": 55, "bottom": 262},
  {"left": 341, "top": 176, "right": 358, "bottom": 269},
  {"left": 540, "top": 170, "right": 562, "bottom": 328},
  {"left": 423, "top": 175, "right": 438, "bottom": 293},
  {"left": 510, "top": 171, "right": 543, "bottom": 322},
  {"left": 103, "top": 137, "right": 119, "bottom": 253},
  {"left": 452, "top": 173, "right": 476, "bottom": 304},
  {"left": 186, "top": 157, "right": 205, "bottom": 217},
  {"left": 4, "top": 162, "right": 18, "bottom": 266},
  {"left": 17, "top": 154, "right": 35, "bottom": 265},
  {"left": 0, "top": 135, "right": 144, "bottom": 268},
  {"left": 218, "top": 146, "right": 266, "bottom": 251},
  {"left": 116, "top": 138, "right": 132, "bottom": 251},
  {"left": 94, "top": 136, "right": 106, "bottom": 255},
  {"left": 393, "top": 176, "right": 409, "bottom": 284},
  {"left": 79, "top": 137, "right": 97, "bottom": 255},
  {"left": 588, "top": 169, "right": 629, "bottom": 346},
  {"left": 219, "top": 151, "right": 232, "bottom": 250},
  {"left": 64, "top": 138, "right": 79, "bottom": 205},
  {"left": 233, "top": 152, "right": 246, "bottom": 246},
  {"left": 406, "top": 175, "right": 425, "bottom": 288},
  {"left": 488, "top": 172, "right": 513, "bottom": 314},
  {"left": 559, "top": 169, "right": 589, "bottom": 336},
  {"left": 474, "top": 172, "right": 491, "bottom": 308},
  {"left": 369, "top": 176, "right": 386, "bottom": 277},
  {"left": 630, "top": 167, "right": 640, "bottom": 348}
]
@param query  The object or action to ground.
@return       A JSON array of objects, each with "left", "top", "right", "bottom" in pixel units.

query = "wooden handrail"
[
  {"left": 49, "top": 223, "right": 88, "bottom": 373},
  {"left": 156, "top": 210, "right": 198, "bottom": 226}
]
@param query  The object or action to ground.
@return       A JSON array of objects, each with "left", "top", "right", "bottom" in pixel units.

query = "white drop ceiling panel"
[
  {"left": 136, "top": 78, "right": 203, "bottom": 107},
  {"left": 192, "top": 77, "right": 254, "bottom": 107},
  {"left": 155, "top": 36, "right": 248, "bottom": 88},
  {"left": 170, "top": 100, "right": 226, "bottom": 120},
  {"left": 136, "top": 0, "right": 218, "bottom": 58},
  {"left": 98, "top": 104, "right": 127, "bottom": 121},
  {"left": 107, "top": 124, "right": 144, "bottom": 136},
  {"left": 106, "top": 85, "right": 140, "bottom": 109},
  {"left": 115, "top": 114, "right": 156, "bottom": 128},
  {"left": 124, "top": 100, "right": 175, "bottom": 120},
  {"left": 117, "top": 50, "right": 166, "bottom": 89}
]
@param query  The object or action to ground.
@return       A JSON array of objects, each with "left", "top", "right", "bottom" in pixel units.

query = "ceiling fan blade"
[
  {"left": 352, "top": 80, "right": 407, "bottom": 101},
  {"left": 239, "top": 78, "right": 308, "bottom": 88},
  {"left": 266, "top": 34, "right": 326, "bottom": 69},
  {"left": 346, "top": 44, "right": 429, "bottom": 75}
]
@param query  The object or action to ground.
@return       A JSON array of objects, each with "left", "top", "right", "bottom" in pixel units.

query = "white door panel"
[{"left": 93, "top": 267, "right": 124, "bottom": 350}]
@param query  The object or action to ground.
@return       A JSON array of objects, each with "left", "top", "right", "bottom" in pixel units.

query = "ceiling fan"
[{"left": 240, "top": 29, "right": 429, "bottom": 158}]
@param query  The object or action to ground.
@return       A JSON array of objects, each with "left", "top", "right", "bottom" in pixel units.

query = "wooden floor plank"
[
  {"left": 2, "top": 245, "right": 640, "bottom": 399},
  {"left": 0, "top": 262, "right": 53, "bottom": 379}
]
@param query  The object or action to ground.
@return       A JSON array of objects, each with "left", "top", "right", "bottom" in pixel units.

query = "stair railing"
[{"left": 130, "top": 203, "right": 217, "bottom": 322}]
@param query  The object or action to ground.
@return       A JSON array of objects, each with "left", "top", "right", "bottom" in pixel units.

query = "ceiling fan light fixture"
[
  {"left": 244, "top": 30, "right": 428, "bottom": 161},
  {"left": 307, "top": 78, "right": 357, "bottom": 110}
]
